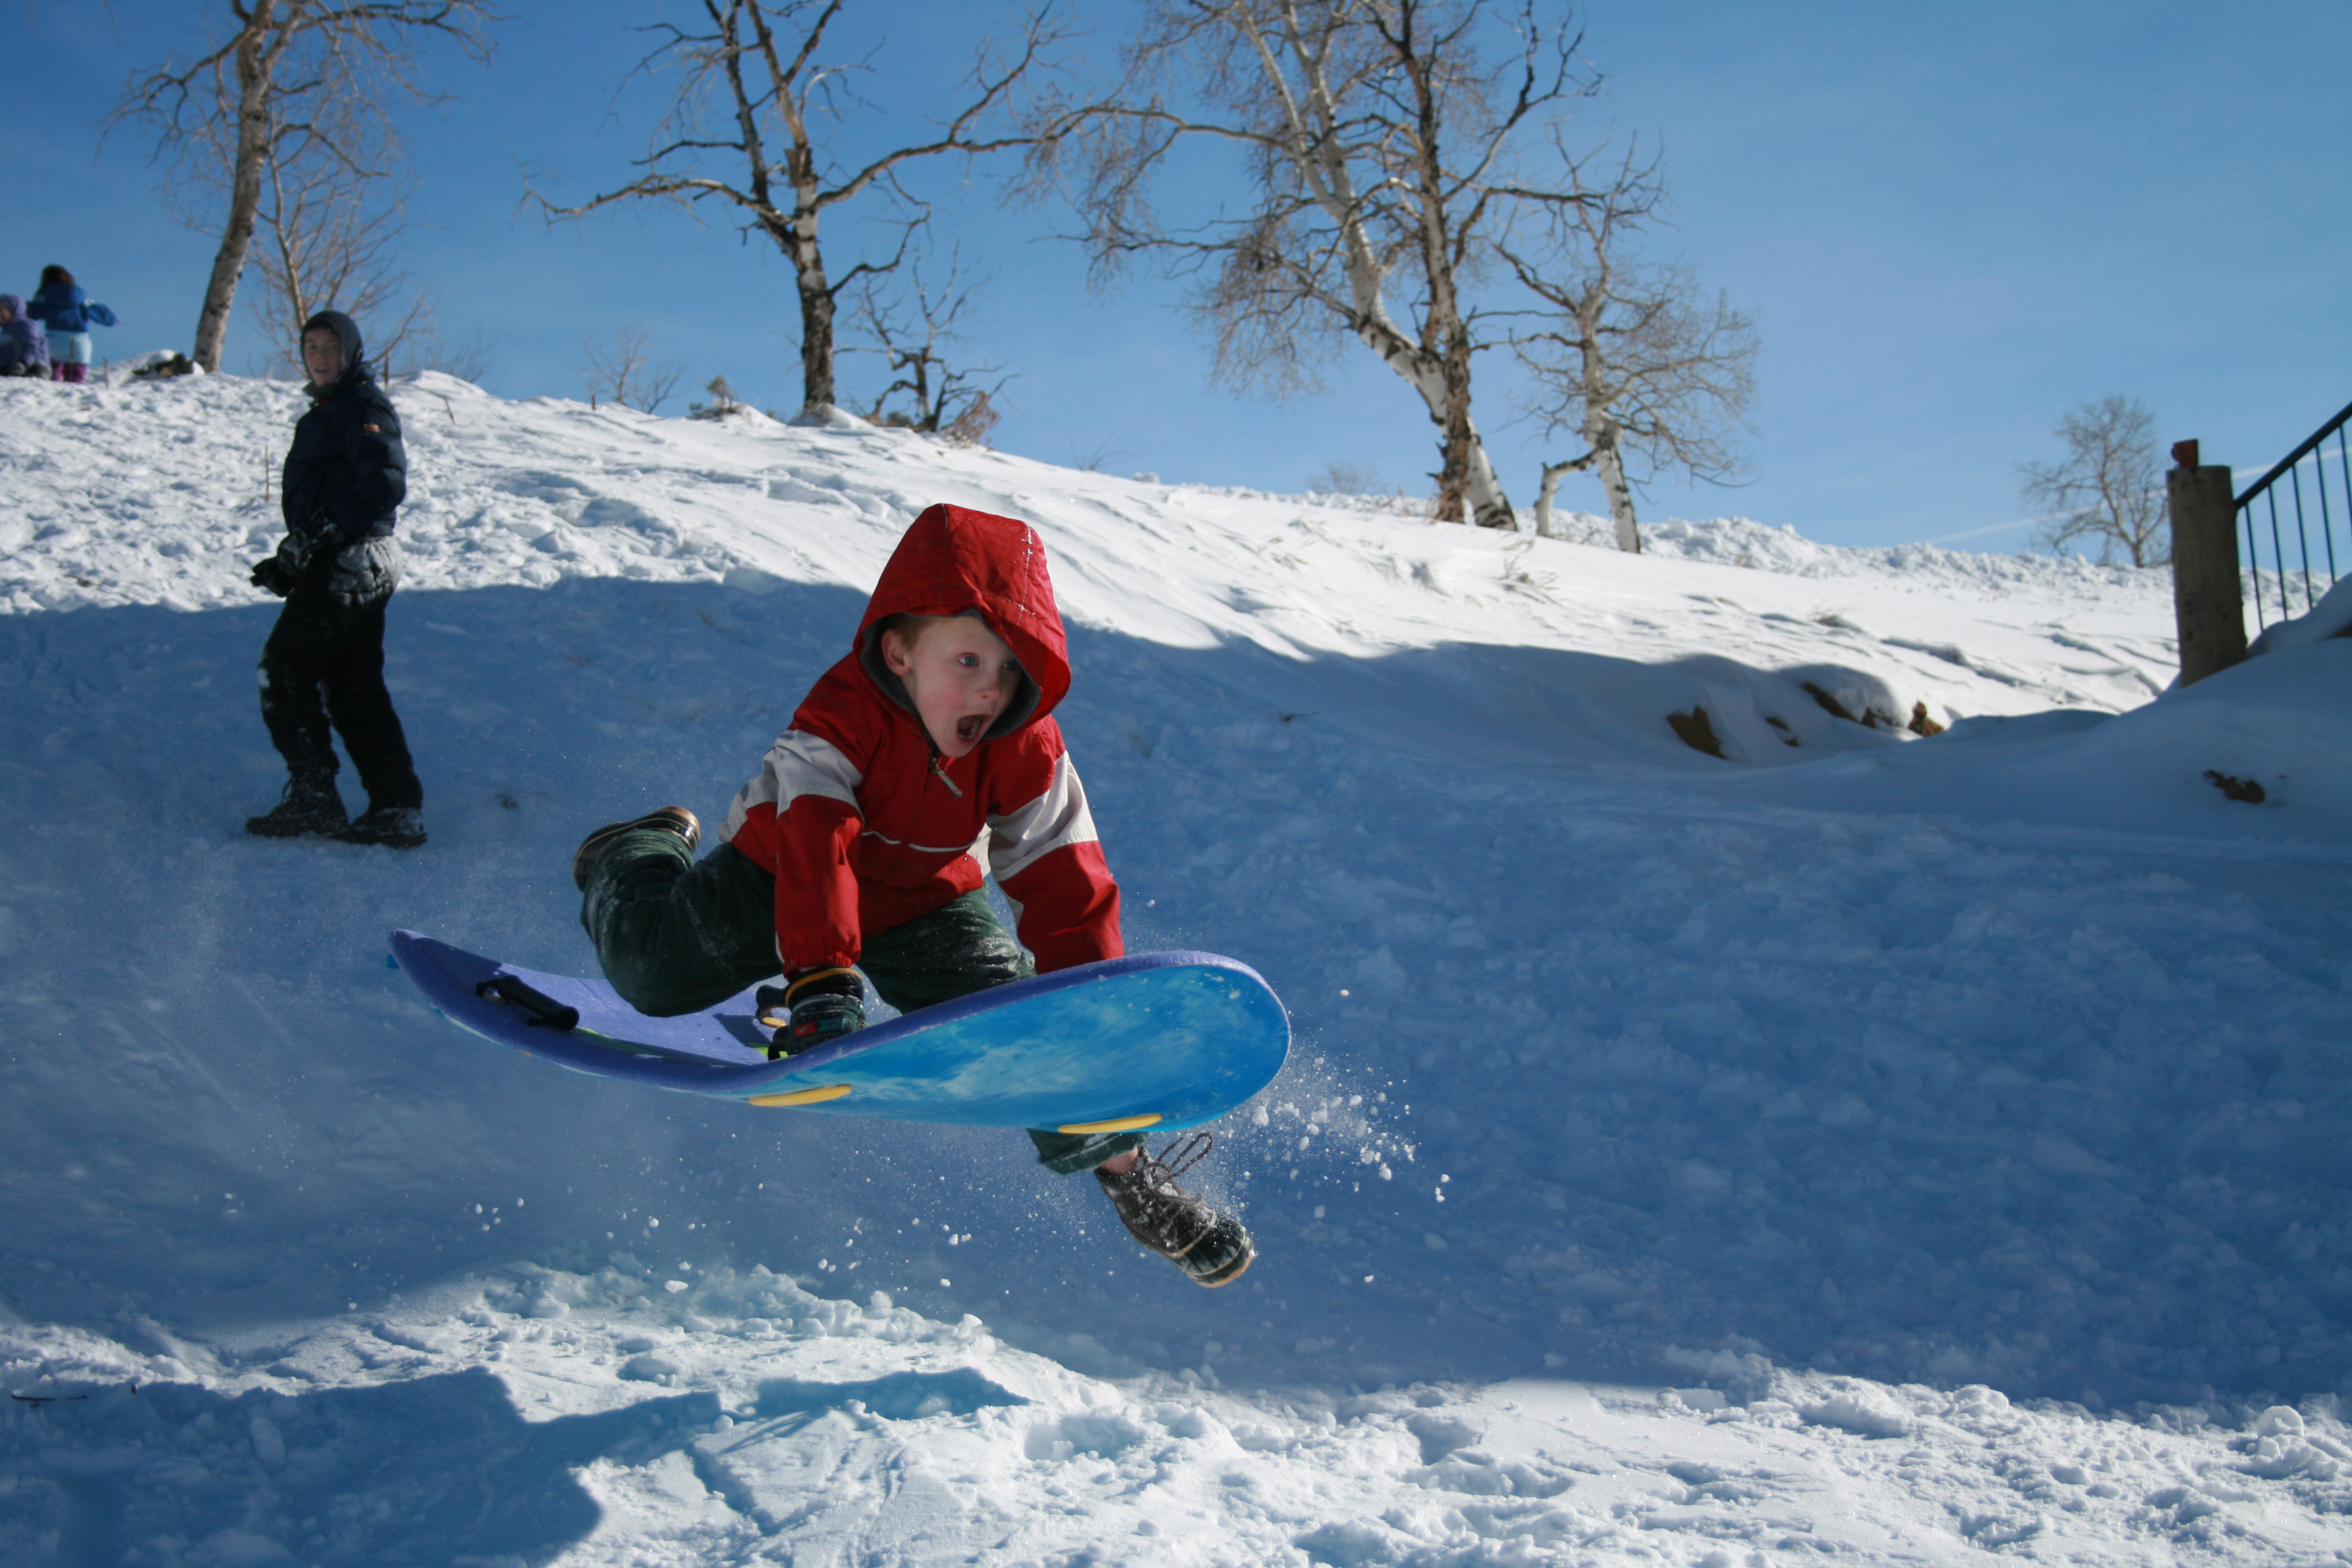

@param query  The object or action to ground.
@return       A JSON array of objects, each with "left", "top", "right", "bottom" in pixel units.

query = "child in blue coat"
[{"left": 27, "top": 265, "right": 116, "bottom": 384}]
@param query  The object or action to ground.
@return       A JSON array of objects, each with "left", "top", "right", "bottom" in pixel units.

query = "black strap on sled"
[{"left": 475, "top": 974, "right": 580, "bottom": 1031}]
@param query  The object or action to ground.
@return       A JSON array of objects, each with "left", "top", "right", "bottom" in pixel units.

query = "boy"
[
  {"left": 246, "top": 310, "right": 426, "bottom": 848},
  {"left": 573, "top": 503, "right": 1253, "bottom": 1287}
]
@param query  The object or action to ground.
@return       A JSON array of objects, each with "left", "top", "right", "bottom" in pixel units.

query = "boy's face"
[
  {"left": 881, "top": 617, "right": 1022, "bottom": 759},
  {"left": 302, "top": 327, "right": 342, "bottom": 388}
]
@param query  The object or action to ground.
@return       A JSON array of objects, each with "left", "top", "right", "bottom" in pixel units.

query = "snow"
[
  {"left": 4, "top": 368, "right": 2350, "bottom": 1564},
  {"left": 2254, "top": 574, "right": 2352, "bottom": 656}
]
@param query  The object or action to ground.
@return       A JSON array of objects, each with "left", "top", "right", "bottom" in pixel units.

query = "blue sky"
[{"left": 8, "top": 1, "right": 2346, "bottom": 550}]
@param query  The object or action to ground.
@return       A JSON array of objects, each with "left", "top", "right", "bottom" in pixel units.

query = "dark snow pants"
[
  {"left": 258, "top": 575, "right": 422, "bottom": 810},
  {"left": 580, "top": 828, "right": 1146, "bottom": 1174}
]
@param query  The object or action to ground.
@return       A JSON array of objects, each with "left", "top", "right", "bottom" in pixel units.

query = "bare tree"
[
  {"left": 244, "top": 95, "right": 428, "bottom": 374},
  {"left": 940, "top": 390, "right": 1004, "bottom": 448},
  {"left": 529, "top": 0, "right": 1071, "bottom": 418},
  {"left": 850, "top": 246, "right": 1008, "bottom": 434},
  {"left": 1036, "top": 0, "right": 1599, "bottom": 529},
  {"left": 1309, "top": 458, "right": 1385, "bottom": 495},
  {"left": 578, "top": 323, "right": 690, "bottom": 414},
  {"left": 1504, "top": 140, "right": 1757, "bottom": 552},
  {"left": 689, "top": 374, "right": 750, "bottom": 419},
  {"left": 2018, "top": 395, "right": 2166, "bottom": 567},
  {"left": 396, "top": 321, "right": 496, "bottom": 384},
  {"left": 111, "top": 1, "right": 502, "bottom": 373}
]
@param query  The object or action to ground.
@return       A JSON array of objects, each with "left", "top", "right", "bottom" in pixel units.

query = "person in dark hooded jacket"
[
  {"left": 246, "top": 310, "right": 425, "bottom": 848},
  {"left": 568, "top": 504, "right": 1256, "bottom": 1289}
]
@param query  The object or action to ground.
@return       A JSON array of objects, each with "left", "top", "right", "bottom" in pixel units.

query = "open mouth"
[{"left": 956, "top": 714, "right": 988, "bottom": 743}]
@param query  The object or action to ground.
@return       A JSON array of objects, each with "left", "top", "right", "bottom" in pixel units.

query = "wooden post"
[{"left": 2167, "top": 438, "right": 2246, "bottom": 685}]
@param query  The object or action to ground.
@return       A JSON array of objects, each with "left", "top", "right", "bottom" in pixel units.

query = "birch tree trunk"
[
  {"left": 1342, "top": 305, "right": 1514, "bottom": 528},
  {"left": 191, "top": 3, "right": 289, "bottom": 374},
  {"left": 1439, "top": 372, "right": 1515, "bottom": 528},
  {"left": 1533, "top": 457, "right": 1586, "bottom": 539},
  {"left": 1589, "top": 413, "right": 1641, "bottom": 552},
  {"left": 1407, "top": 15, "right": 1507, "bottom": 528},
  {"left": 791, "top": 223, "right": 838, "bottom": 413},
  {"left": 768, "top": 5, "right": 838, "bottom": 416},
  {"left": 780, "top": 118, "right": 837, "bottom": 413}
]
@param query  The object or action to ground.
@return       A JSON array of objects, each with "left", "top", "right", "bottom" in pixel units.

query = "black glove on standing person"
[
  {"left": 325, "top": 535, "right": 403, "bottom": 607},
  {"left": 249, "top": 533, "right": 312, "bottom": 596}
]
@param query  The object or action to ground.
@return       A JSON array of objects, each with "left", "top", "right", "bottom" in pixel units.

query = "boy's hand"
[
  {"left": 250, "top": 534, "right": 310, "bottom": 596},
  {"left": 325, "top": 536, "right": 403, "bottom": 607},
  {"left": 757, "top": 969, "right": 865, "bottom": 1059}
]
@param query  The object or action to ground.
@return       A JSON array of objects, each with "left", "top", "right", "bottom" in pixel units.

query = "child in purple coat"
[{"left": 0, "top": 295, "right": 48, "bottom": 377}]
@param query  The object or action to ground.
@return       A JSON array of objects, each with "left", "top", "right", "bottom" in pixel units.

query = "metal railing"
[{"left": 2238, "top": 399, "right": 2352, "bottom": 629}]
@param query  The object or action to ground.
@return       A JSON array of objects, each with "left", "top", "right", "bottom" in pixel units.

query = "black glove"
[
  {"left": 325, "top": 535, "right": 402, "bottom": 607},
  {"left": 756, "top": 968, "right": 866, "bottom": 1059},
  {"left": 250, "top": 532, "right": 312, "bottom": 596}
]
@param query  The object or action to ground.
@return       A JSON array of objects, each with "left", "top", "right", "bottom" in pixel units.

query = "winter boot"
[
  {"left": 338, "top": 805, "right": 427, "bottom": 849},
  {"left": 1095, "top": 1132, "right": 1254, "bottom": 1287},
  {"left": 572, "top": 806, "right": 701, "bottom": 889},
  {"left": 246, "top": 775, "right": 348, "bottom": 838}
]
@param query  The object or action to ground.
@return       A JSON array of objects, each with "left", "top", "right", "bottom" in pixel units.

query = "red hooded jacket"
[{"left": 720, "top": 505, "right": 1122, "bottom": 976}]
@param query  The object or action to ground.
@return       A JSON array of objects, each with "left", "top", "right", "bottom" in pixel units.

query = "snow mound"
[{"left": 2250, "top": 572, "right": 2352, "bottom": 655}]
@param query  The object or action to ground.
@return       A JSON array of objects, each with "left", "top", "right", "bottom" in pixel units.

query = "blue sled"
[{"left": 390, "top": 930, "right": 1290, "bottom": 1135}]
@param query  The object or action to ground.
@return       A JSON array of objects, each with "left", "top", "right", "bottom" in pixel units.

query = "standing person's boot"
[
  {"left": 338, "top": 804, "right": 427, "bottom": 849},
  {"left": 1095, "top": 1132, "right": 1255, "bottom": 1287},
  {"left": 246, "top": 773, "right": 347, "bottom": 838}
]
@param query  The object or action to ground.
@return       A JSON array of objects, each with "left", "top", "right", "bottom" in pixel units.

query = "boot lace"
[
  {"left": 1146, "top": 1131, "right": 1214, "bottom": 1182},
  {"left": 1105, "top": 1132, "right": 1220, "bottom": 1256}
]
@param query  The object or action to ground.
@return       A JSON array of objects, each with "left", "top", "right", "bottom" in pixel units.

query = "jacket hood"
[
  {"left": 301, "top": 309, "right": 368, "bottom": 394},
  {"left": 855, "top": 504, "right": 1071, "bottom": 742},
  {"left": 0, "top": 295, "right": 23, "bottom": 319}
]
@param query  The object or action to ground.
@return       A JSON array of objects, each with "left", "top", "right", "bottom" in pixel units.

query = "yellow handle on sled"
[
  {"left": 1054, "top": 1113, "right": 1163, "bottom": 1135},
  {"left": 749, "top": 1083, "right": 854, "bottom": 1108}
]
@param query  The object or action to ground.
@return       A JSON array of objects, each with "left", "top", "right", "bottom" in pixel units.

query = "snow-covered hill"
[{"left": 4, "top": 370, "right": 2350, "bottom": 1564}]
